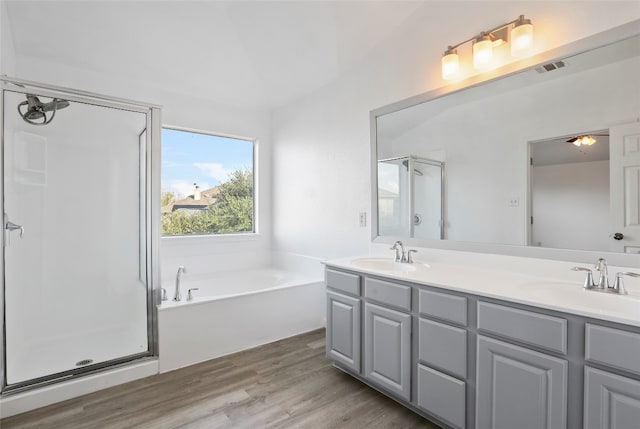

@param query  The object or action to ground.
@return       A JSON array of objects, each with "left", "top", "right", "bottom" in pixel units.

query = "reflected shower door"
[
  {"left": 413, "top": 160, "right": 443, "bottom": 240},
  {"left": 3, "top": 89, "right": 150, "bottom": 387},
  {"left": 377, "top": 156, "right": 444, "bottom": 239}
]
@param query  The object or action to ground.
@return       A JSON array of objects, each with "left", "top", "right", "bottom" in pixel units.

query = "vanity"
[
  {"left": 325, "top": 19, "right": 640, "bottom": 429},
  {"left": 324, "top": 255, "right": 640, "bottom": 429}
]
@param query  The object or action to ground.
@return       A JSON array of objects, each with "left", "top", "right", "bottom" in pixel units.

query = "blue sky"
[{"left": 162, "top": 128, "right": 253, "bottom": 197}]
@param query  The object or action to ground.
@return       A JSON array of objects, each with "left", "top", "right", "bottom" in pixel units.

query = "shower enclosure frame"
[
  {"left": 377, "top": 155, "right": 445, "bottom": 239},
  {"left": 0, "top": 76, "right": 162, "bottom": 395}
]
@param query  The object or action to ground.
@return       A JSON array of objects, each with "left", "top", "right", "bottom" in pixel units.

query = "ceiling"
[
  {"left": 532, "top": 134, "right": 610, "bottom": 166},
  {"left": 4, "top": 1, "right": 423, "bottom": 109}
]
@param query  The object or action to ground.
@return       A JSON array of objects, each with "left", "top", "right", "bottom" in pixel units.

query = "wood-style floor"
[{"left": 1, "top": 329, "right": 437, "bottom": 429}]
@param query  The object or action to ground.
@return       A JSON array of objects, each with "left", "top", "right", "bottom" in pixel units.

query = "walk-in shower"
[
  {"left": 377, "top": 155, "right": 445, "bottom": 239},
  {"left": 0, "top": 78, "right": 160, "bottom": 394}
]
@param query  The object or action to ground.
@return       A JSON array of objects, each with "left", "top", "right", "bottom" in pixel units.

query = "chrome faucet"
[
  {"left": 594, "top": 258, "right": 609, "bottom": 289},
  {"left": 390, "top": 241, "right": 406, "bottom": 262},
  {"left": 390, "top": 241, "right": 418, "bottom": 263},
  {"left": 573, "top": 259, "right": 639, "bottom": 295},
  {"left": 174, "top": 266, "right": 187, "bottom": 301}
]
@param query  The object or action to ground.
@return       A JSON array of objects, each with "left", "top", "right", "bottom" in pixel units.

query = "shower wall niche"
[
  {"left": 1, "top": 78, "right": 160, "bottom": 393},
  {"left": 377, "top": 156, "right": 444, "bottom": 239}
]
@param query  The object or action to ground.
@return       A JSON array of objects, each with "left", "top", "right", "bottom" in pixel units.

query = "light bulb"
[
  {"left": 473, "top": 35, "right": 493, "bottom": 69},
  {"left": 573, "top": 136, "right": 596, "bottom": 147},
  {"left": 441, "top": 47, "right": 459, "bottom": 80},
  {"left": 511, "top": 15, "right": 533, "bottom": 57}
]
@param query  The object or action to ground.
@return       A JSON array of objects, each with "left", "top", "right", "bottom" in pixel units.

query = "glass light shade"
[
  {"left": 441, "top": 51, "right": 460, "bottom": 80},
  {"left": 573, "top": 136, "right": 596, "bottom": 147},
  {"left": 473, "top": 38, "right": 493, "bottom": 69},
  {"left": 510, "top": 22, "right": 533, "bottom": 56}
]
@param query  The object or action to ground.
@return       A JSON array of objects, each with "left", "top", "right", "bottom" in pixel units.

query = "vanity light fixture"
[{"left": 441, "top": 14, "right": 534, "bottom": 80}]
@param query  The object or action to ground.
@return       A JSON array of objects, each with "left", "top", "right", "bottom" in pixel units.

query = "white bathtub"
[{"left": 158, "top": 268, "right": 325, "bottom": 373}]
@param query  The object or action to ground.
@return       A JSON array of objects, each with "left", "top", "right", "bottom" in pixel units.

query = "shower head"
[{"left": 18, "top": 94, "right": 69, "bottom": 126}]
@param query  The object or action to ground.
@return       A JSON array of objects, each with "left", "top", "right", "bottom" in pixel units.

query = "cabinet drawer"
[
  {"left": 585, "top": 324, "right": 640, "bottom": 375},
  {"left": 326, "top": 269, "right": 360, "bottom": 296},
  {"left": 418, "top": 288, "right": 467, "bottom": 326},
  {"left": 418, "top": 318, "right": 467, "bottom": 378},
  {"left": 477, "top": 301, "right": 567, "bottom": 354},
  {"left": 364, "top": 278, "right": 411, "bottom": 311},
  {"left": 417, "top": 364, "right": 466, "bottom": 429}
]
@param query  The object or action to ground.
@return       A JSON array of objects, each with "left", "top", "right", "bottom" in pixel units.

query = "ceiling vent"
[{"left": 535, "top": 60, "right": 567, "bottom": 73}]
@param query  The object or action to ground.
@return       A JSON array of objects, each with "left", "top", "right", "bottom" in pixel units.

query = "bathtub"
[{"left": 158, "top": 268, "right": 325, "bottom": 373}]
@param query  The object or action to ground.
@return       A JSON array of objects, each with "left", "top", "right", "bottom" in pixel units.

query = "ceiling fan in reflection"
[{"left": 566, "top": 133, "right": 608, "bottom": 147}]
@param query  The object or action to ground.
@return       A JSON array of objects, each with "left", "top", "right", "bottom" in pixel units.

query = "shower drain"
[{"left": 75, "top": 359, "right": 94, "bottom": 367}]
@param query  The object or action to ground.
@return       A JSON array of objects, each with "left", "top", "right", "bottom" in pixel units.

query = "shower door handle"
[
  {"left": 5, "top": 220, "right": 24, "bottom": 245},
  {"left": 6, "top": 221, "right": 24, "bottom": 237}
]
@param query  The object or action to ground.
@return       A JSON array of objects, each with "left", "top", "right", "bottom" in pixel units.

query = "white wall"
[
  {"left": 271, "top": 1, "right": 640, "bottom": 260},
  {"left": 532, "top": 160, "right": 610, "bottom": 251},
  {"left": 11, "top": 55, "right": 274, "bottom": 283},
  {"left": 0, "top": 0, "right": 17, "bottom": 76}
]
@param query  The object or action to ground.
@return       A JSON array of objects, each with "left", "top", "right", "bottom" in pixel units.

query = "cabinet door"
[
  {"left": 326, "top": 291, "right": 361, "bottom": 372},
  {"left": 584, "top": 366, "right": 640, "bottom": 429},
  {"left": 476, "top": 336, "right": 568, "bottom": 429},
  {"left": 364, "top": 302, "right": 411, "bottom": 400}
]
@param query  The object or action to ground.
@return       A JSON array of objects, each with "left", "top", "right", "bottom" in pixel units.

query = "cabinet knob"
[{"left": 612, "top": 232, "right": 624, "bottom": 240}]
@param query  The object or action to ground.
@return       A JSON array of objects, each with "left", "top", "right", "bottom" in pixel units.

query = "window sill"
[{"left": 161, "top": 233, "right": 262, "bottom": 245}]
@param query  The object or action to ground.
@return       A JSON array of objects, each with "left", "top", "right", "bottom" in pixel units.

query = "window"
[{"left": 161, "top": 127, "right": 255, "bottom": 236}]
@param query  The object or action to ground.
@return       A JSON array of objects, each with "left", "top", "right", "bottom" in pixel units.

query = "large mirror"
[{"left": 374, "top": 24, "right": 640, "bottom": 257}]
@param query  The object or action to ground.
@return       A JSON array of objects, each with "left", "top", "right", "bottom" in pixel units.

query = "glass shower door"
[{"left": 3, "top": 89, "right": 151, "bottom": 388}]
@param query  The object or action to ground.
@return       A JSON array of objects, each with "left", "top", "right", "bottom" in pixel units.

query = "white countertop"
[{"left": 324, "top": 256, "right": 640, "bottom": 327}]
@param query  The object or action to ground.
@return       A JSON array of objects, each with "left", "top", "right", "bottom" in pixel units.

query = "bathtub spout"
[{"left": 174, "top": 266, "right": 187, "bottom": 301}]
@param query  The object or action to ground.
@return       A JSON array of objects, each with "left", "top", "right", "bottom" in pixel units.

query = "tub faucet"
[
  {"left": 595, "top": 258, "right": 609, "bottom": 289},
  {"left": 174, "top": 266, "right": 187, "bottom": 301}
]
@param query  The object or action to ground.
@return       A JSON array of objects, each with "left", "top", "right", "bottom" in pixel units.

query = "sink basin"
[{"left": 350, "top": 257, "right": 428, "bottom": 273}]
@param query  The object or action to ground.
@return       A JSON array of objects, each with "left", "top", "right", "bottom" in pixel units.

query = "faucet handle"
[
  {"left": 161, "top": 288, "right": 168, "bottom": 301},
  {"left": 572, "top": 267, "right": 595, "bottom": 290},
  {"left": 406, "top": 249, "right": 418, "bottom": 264},
  {"left": 187, "top": 288, "right": 199, "bottom": 301},
  {"left": 612, "top": 272, "right": 640, "bottom": 295}
]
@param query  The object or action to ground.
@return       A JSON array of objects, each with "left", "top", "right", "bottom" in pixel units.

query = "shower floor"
[{"left": 6, "top": 325, "right": 148, "bottom": 386}]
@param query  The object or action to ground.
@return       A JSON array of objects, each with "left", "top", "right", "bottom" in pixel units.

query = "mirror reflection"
[
  {"left": 378, "top": 156, "right": 444, "bottom": 239},
  {"left": 375, "top": 34, "right": 640, "bottom": 253}
]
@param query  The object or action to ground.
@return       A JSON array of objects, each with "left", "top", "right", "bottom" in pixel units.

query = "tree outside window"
[{"left": 161, "top": 128, "right": 254, "bottom": 236}]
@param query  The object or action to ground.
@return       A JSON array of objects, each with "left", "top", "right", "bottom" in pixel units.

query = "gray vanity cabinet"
[
  {"left": 364, "top": 302, "right": 412, "bottom": 400},
  {"left": 325, "top": 265, "right": 640, "bottom": 429},
  {"left": 583, "top": 324, "right": 640, "bottom": 429},
  {"left": 326, "top": 290, "right": 361, "bottom": 372},
  {"left": 476, "top": 335, "right": 568, "bottom": 429},
  {"left": 584, "top": 366, "right": 640, "bottom": 429}
]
